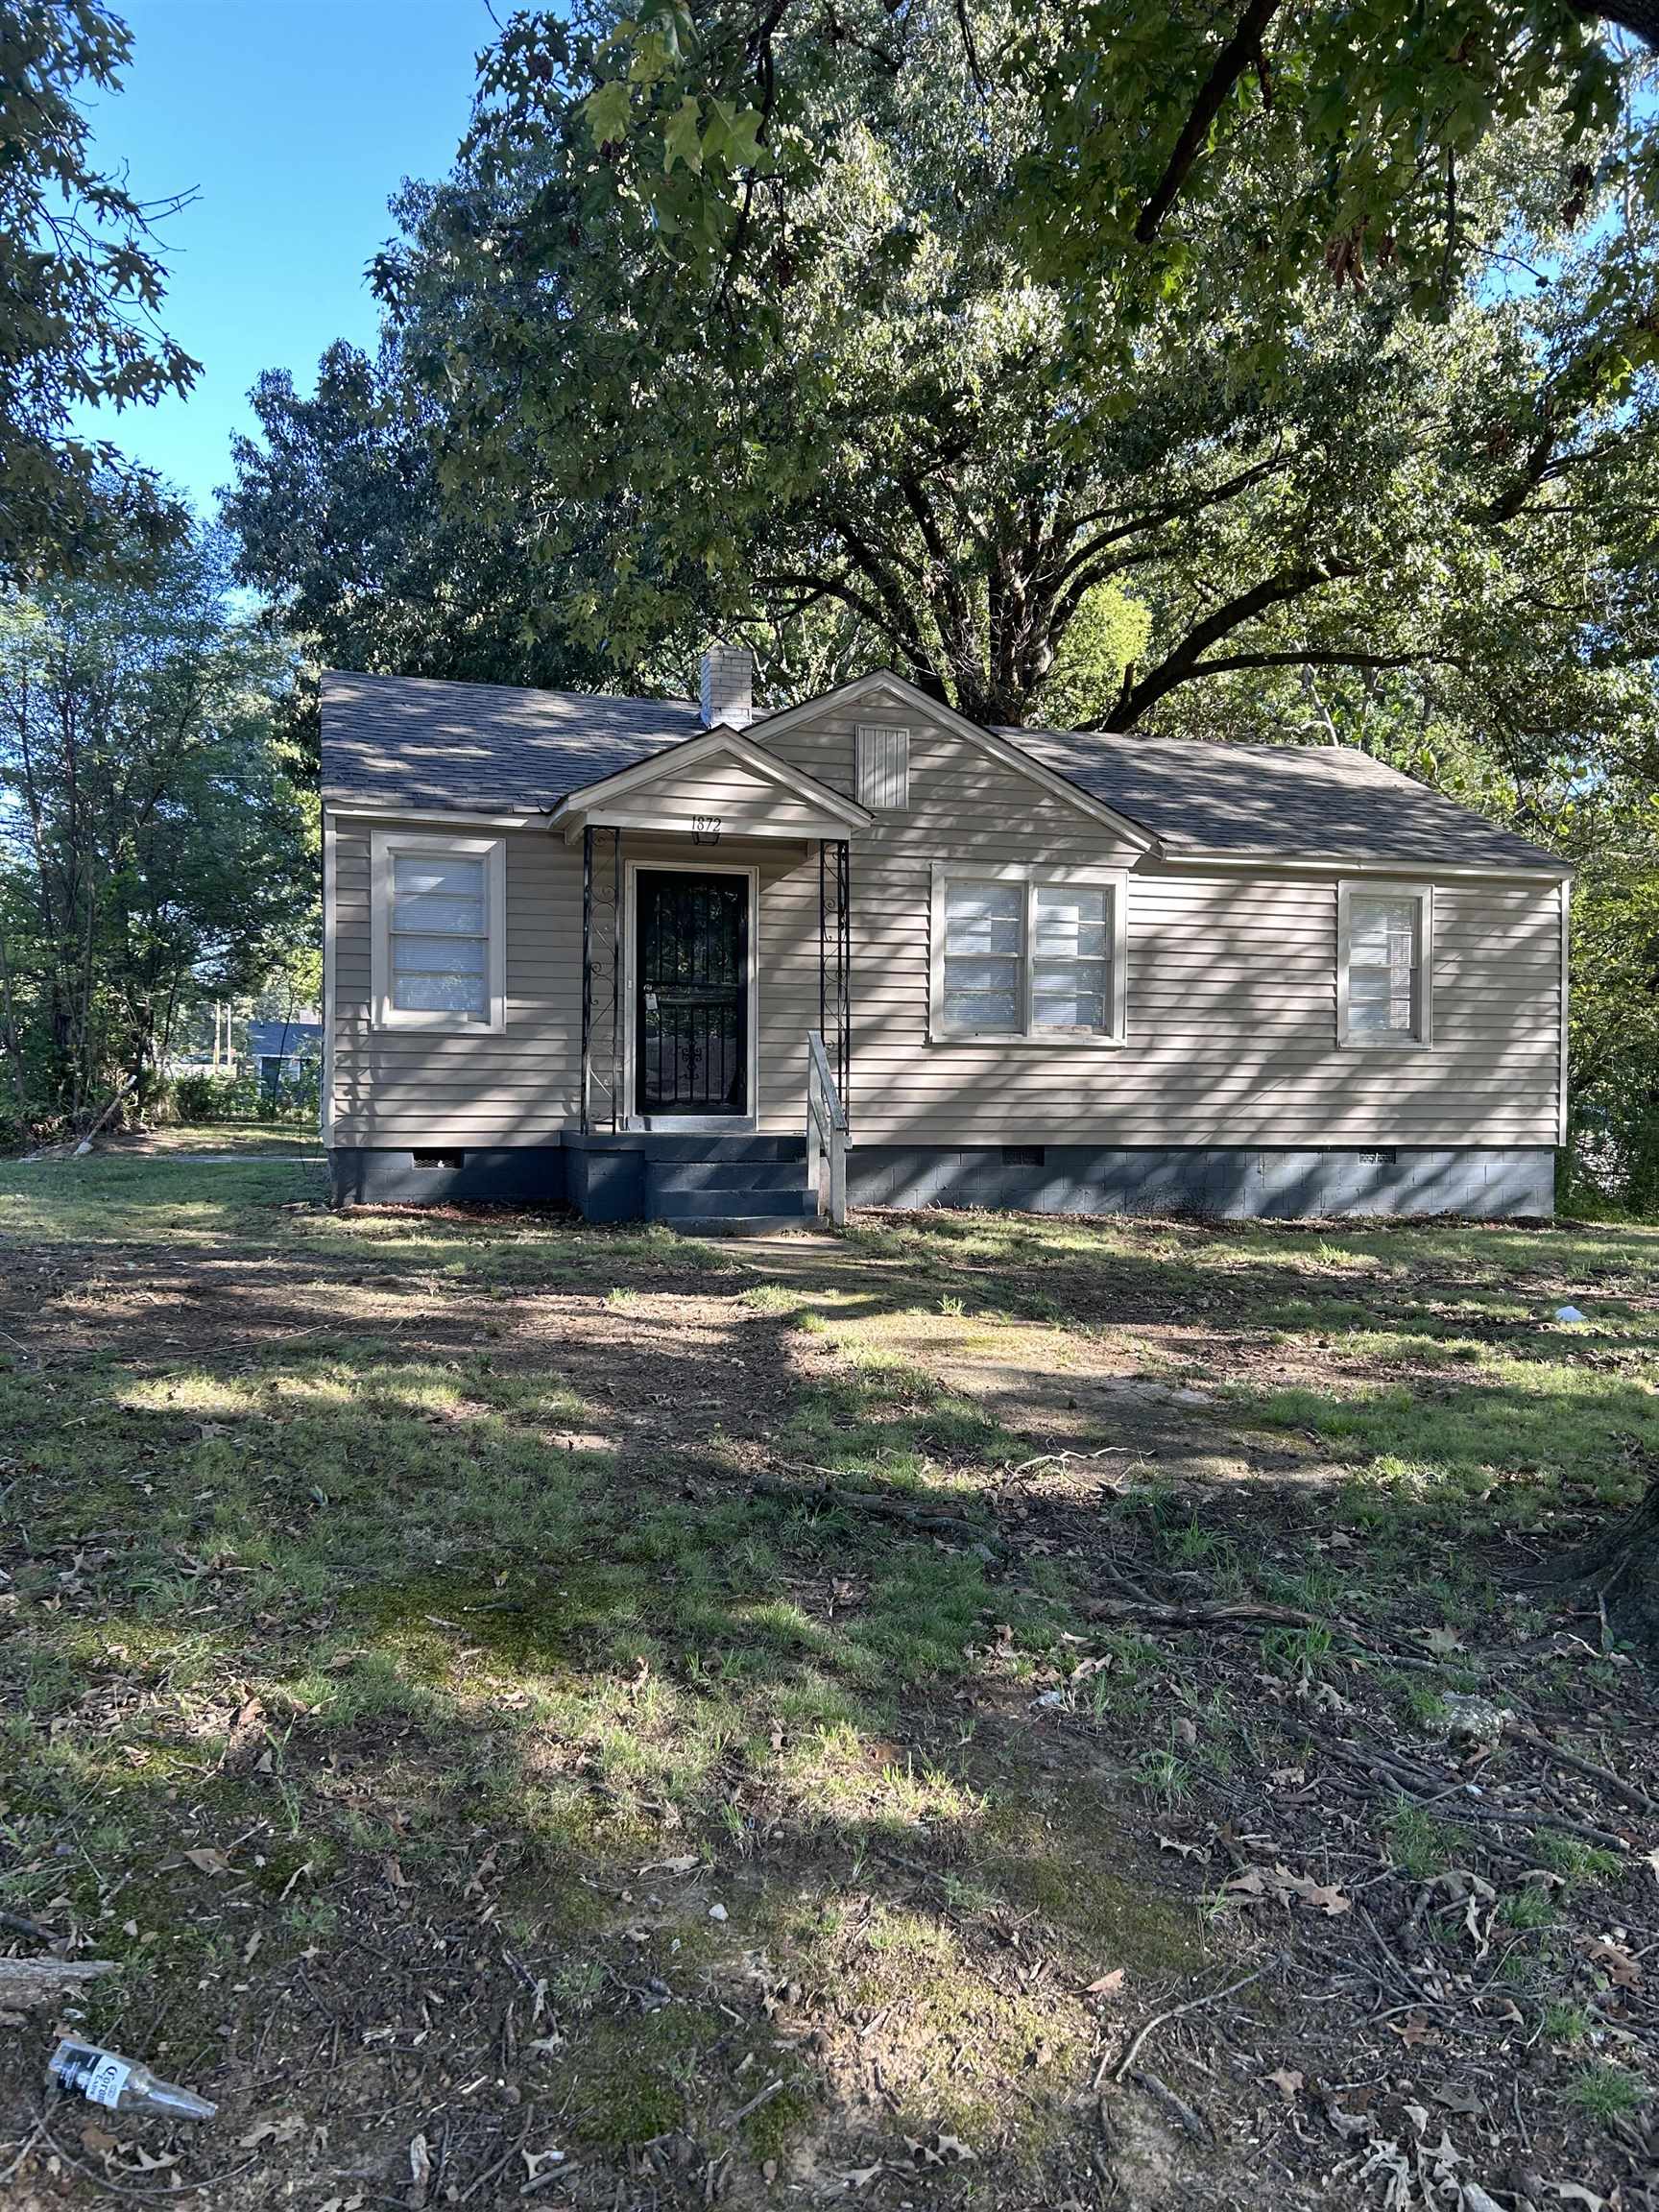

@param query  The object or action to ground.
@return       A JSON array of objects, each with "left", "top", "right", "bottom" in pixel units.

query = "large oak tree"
[{"left": 319, "top": 0, "right": 1657, "bottom": 766}]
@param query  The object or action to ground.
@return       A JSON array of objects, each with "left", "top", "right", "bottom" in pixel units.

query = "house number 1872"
[{"left": 692, "top": 816, "right": 721, "bottom": 845}]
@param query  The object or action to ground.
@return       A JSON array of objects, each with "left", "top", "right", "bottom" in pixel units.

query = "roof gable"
[
  {"left": 749, "top": 671, "right": 1161, "bottom": 853},
  {"left": 549, "top": 725, "right": 873, "bottom": 838}
]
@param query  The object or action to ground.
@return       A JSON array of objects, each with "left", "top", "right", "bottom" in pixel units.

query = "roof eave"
[{"left": 1158, "top": 846, "right": 1574, "bottom": 881}]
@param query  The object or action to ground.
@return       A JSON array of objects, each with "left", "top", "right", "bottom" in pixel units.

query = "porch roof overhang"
[{"left": 547, "top": 723, "right": 873, "bottom": 843}]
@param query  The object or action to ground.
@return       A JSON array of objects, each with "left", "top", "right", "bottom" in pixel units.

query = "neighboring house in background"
[
  {"left": 318, "top": 649, "right": 1570, "bottom": 1230},
  {"left": 249, "top": 1018, "right": 323, "bottom": 1097}
]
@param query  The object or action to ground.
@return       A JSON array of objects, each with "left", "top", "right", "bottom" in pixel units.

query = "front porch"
[{"left": 548, "top": 725, "right": 867, "bottom": 1226}]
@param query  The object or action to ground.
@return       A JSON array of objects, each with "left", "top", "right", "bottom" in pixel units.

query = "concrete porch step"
[
  {"left": 650, "top": 1187, "right": 817, "bottom": 1223},
  {"left": 672, "top": 1211, "right": 828, "bottom": 1238},
  {"left": 647, "top": 1160, "right": 808, "bottom": 1194}
]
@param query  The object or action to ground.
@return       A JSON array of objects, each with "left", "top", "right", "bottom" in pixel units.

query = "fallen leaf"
[
  {"left": 1579, "top": 1935, "right": 1642, "bottom": 1989},
  {"left": 1267, "top": 2067, "right": 1303, "bottom": 2104},
  {"left": 1324, "top": 2100, "right": 1373, "bottom": 2142},
  {"left": 409, "top": 2130, "right": 431, "bottom": 2207},
  {"left": 1430, "top": 2084, "right": 1485, "bottom": 2117},
  {"left": 1224, "top": 1863, "right": 1350, "bottom": 1916},
  {"left": 183, "top": 1847, "right": 231, "bottom": 1877},
  {"left": 1087, "top": 1969, "right": 1125, "bottom": 1997}
]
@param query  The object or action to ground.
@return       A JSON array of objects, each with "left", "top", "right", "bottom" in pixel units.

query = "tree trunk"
[
  {"left": 0, "top": 917, "right": 28, "bottom": 1119},
  {"left": 1538, "top": 1469, "right": 1659, "bottom": 1647}
]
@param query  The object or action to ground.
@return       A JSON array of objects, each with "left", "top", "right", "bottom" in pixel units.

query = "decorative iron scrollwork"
[
  {"left": 581, "top": 826, "right": 623, "bottom": 1134},
  {"left": 819, "top": 838, "right": 852, "bottom": 1127}
]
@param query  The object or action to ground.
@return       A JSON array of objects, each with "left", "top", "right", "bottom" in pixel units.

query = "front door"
[{"left": 635, "top": 871, "right": 749, "bottom": 1118}]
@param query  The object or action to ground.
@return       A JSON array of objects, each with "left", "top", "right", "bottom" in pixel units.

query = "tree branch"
[
  {"left": 1136, "top": 0, "right": 1284, "bottom": 244},
  {"left": 1106, "top": 560, "right": 1358, "bottom": 726}
]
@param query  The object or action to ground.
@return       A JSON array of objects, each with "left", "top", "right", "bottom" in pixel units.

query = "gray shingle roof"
[
  {"left": 1011, "top": 728, "right": 1564, "bottom": 873},
  {"left": 321, "top": 669, "right": 1564, "bottom": 874},
  {"left": 320, "top": 669, "right": 704, "bottom": 813}
]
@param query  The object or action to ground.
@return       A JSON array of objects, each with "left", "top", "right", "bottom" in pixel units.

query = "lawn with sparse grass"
[{"left": 1, "top": 1158, "right": 1657, "bottom": 2207}]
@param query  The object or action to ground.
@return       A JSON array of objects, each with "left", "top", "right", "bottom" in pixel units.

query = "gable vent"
[{"left": 856, "top": 724, "right": 909, "bottom": 810}]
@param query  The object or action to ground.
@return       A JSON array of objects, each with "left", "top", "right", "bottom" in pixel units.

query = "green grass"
[
  {"left": 3, "top": 1155, "right": 1655, "bottom": 2196},
  {"left": 1569, "top": 2060, "right": 1647, "bottom": 2122}
]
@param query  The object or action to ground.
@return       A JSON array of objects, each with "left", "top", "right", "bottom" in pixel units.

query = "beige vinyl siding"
[
  {"left": 590, "top": 751, "right": 837, "bottom": 840},
  {"left": 328, "top": 821, "right": 584, "bottom": 1146},
  {"left": 326, "top": 698, "right": 1565, "bottom": 1155},
  {"left": 746, "top": 702, "right": 1563, "bottom": 1147}
]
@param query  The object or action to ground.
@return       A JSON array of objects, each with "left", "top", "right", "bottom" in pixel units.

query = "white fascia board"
[
  {"left": 1157, "top": 849, "right": 1573, "bottom": 883},
  {"left": 326, "top": 803, "right": 546, "bottom": 830}
]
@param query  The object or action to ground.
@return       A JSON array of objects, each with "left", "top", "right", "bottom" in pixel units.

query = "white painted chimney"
[{"left": 699, "top": 643, "right": 755, "bottom": 730}]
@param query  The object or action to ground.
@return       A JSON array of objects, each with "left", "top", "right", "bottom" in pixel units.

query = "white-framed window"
[
  {"left": 371, "top": 831, "right": 506, "bottom": 1032},
  {"left": 929, "top": 864, "right": 1127, "bottom": 1045},
  {"left": 1337, "top": 880, "right": 1432, "bottom": 1047},
  {"left": 856, "top": 724, "right": 910, "bottom": 810}
]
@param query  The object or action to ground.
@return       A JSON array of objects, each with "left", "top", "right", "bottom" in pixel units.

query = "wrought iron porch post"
[
  {"left": 580, "top": 827, "right": 593, "bottom": 1136},
  {"left": 836, "top": 838, "right": 851, "bottom": 1121},
  {"left": 609, "top": 827, "right": 622, "bottom": 1132}
]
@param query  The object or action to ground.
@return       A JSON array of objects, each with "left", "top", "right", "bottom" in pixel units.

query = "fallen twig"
[
  {"left": 0, "top": 1956, "right": 115, "bottom": 2007},
  {"left": 1096, "top": 1963, "right": 1265, "bottom": 2090},
  {"left": 726, "top": 2077, "right": 785, "bottom": 2128},
  {"left": 1508, "top": 1724, "right": 1658, "bottom": 1818}
]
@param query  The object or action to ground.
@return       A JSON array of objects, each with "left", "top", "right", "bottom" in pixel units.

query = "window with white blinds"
[
  {"left": 372, "top": 833, "right": 506, "bottom": 1031},
  {"left": 931, "top": 868, "right": 1125, "bottom": 1042},
  {"left": 1338, "top": 881, "right": 1431, "bottom": 1046},
  {"left": 855, "top": 724, "right": 910, "bottom": 810}
]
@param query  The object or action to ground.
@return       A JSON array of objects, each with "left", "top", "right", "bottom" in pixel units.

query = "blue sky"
[{"left": 80, "top": 0, "right": 500, "bottom": 514}]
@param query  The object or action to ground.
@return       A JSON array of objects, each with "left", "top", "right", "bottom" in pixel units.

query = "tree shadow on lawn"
[
  {"left": 0, "top": 1304, "right": 1227, "bottom": 2208},
  {"left": 5, "top": 1183, "right": 1657, "bottom": 2202}
]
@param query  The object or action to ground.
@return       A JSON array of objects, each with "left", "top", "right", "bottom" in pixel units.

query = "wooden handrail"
[{"left": 806, "top": 1028, "right": 847, "bottom": 1226}]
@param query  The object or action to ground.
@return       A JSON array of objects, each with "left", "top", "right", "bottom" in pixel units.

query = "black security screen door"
[{"left": 636, "top": 871, "right": 748, "bottom": 1116}]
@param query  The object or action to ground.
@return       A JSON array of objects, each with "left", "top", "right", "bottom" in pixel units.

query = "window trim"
[
  {"left": 928, "top": 862, "right": 1128, "bottom": 1047},
  {"left": 1336, "top": 878, "right": 1433, "bottom": 1050},
  {"left": 371, "top": 830, "right": 507, "bottom": 1034}
]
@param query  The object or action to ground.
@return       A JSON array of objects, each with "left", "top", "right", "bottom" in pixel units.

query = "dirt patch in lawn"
[{"left": 2, "top": 1169, "right": 1658, "bottom": 2209}]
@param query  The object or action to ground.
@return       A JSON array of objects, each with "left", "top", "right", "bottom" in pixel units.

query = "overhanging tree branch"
[
  {"left": 1104, "top": 559, "right": 1359, "bottom": 726},
  {"left": 1135, "top": 0, "right": 1284, "bottom": 244}
]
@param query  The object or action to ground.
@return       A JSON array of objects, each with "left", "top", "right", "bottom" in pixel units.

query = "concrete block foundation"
[{"left": 326, "top": 1139, "right": 1554, "bottom": 1221}]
